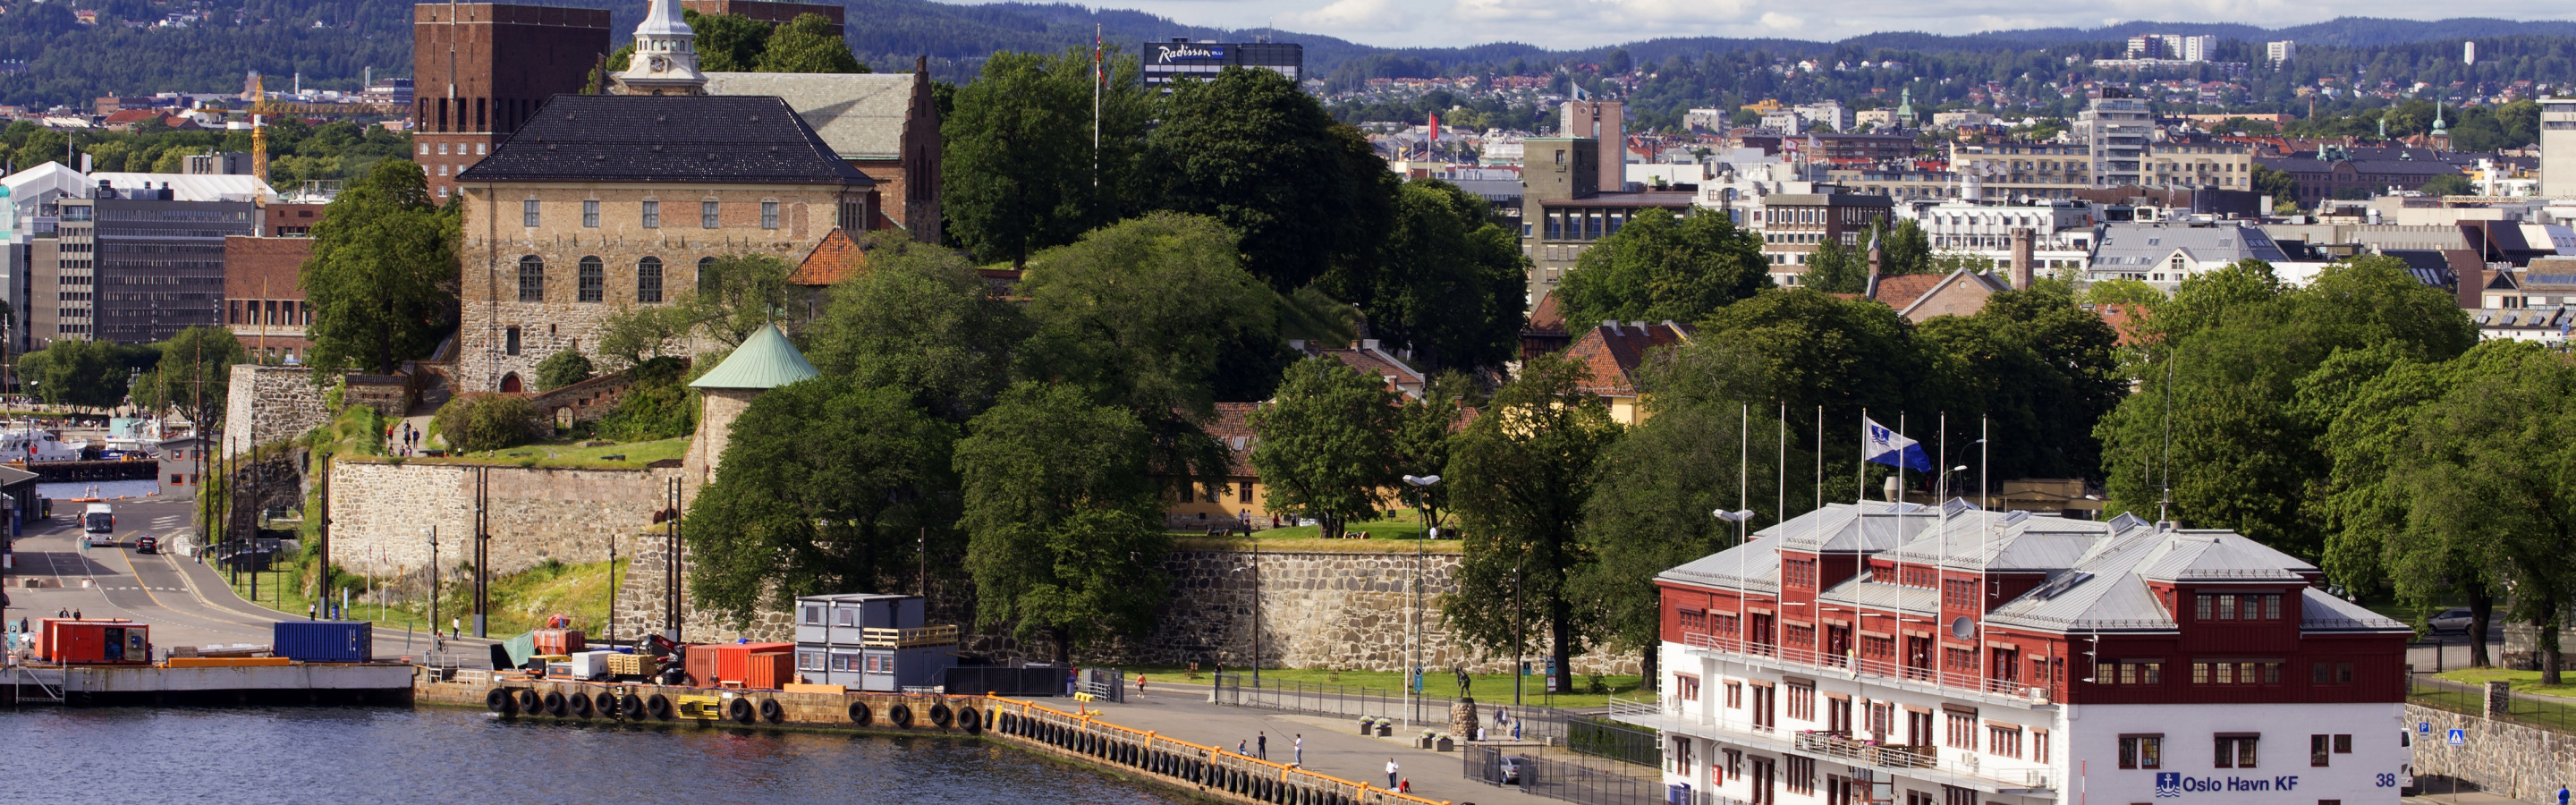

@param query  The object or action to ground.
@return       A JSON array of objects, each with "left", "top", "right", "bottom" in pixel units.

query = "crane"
[{"left": 238, "top": 71, "right": 405, "bottom": 182}]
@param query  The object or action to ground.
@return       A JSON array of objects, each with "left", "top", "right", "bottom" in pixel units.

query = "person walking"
[
  {"left": 1385, "top": 758, "right": 1400, "bottom": 790},
  {"left": 1293, "top": 734, "right": 1303, "bottom": 766},
  {"left": 1256, "top": 731, "right": 1267, "bottom": 759},
  {"left": 1135, "top": 673, "right": 1148, "bottom": 698}
]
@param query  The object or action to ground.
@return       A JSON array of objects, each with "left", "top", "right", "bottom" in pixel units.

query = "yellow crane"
[{"left": 239, "top": 71, "right": 404, "bottom": 182}]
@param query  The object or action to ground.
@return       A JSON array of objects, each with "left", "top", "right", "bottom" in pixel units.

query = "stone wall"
[
  {"left": 606, "top": 525, "right": 792, "bottom": 643},
  {"left": 223, "top": 364, "right": 331, "bottom": 456},
  {"left": 324, "top": 458, "right": 684, "bottom": 580},
  {"left": 2407, "top": 702, "right": 2576, "bottom": 801},
  {"left": 606, "top": 543, "right": 1638, "bottom": 677}
]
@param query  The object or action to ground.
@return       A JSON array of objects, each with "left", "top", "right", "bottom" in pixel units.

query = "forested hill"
[{"left": 0, "top": 0, "right": 2567, "bottom": 109}]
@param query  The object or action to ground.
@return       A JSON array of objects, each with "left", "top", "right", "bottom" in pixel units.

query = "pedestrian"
[
  {"left": 1237, "top": 740, "right": 1248, "bottom": 756},
  {"left": 451, "top": 618, "right": 461, "bottom": 640},
  {"left": 56, "top": 608, "right": 67, "bottom": 618},
  {"left": 1294, "top": 733, "right": 1303, "bottom": 766},
  {"left": 1385, "top": 758, "right": 1400, "bottom": 789},
  {"left": 1398, "top": 778, "right": 1411, "bottom": 793},
  {"left": 71, "top": 608, "right": 80, "bottom": 619},
  {"left": 308, "top": 604, "right": 316, "bottom": 620},
  {"left": 1257, "top": 731, "right": 1267, "bottom": 759},
  {"left": 1135, "top": 673, "right": 1148, "bottom": 697}
]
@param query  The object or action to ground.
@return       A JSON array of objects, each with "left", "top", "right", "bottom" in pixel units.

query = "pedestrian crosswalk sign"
[{"left": 2446, "top": 728, "right": 2466, "bottom": 746}]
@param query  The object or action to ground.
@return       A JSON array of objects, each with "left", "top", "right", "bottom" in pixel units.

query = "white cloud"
[
  {"left": 1285, "top": 0, "right": 1414, "bottom": 30},
  {"left": 1758, "top": 12, "right": 1804, "bottom": 32}
]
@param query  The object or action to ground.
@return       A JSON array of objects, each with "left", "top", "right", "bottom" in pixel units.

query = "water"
[
  {"left": 38, "top": 479, "right": 161, "bottom": 501},
  {"left": 0, "top": 707, "right": 1196, "bottom": 804}
]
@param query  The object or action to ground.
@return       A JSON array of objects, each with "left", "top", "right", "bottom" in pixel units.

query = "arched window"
[
  {"left": 638, "top": 257, "right": 664, "bottom": 303},
  {"left": 516, "top": 256, "right": 544, "bottom": 302},
  {"left": 578, "top": 256, "right": 605, "bottom": 302},
  {"left": 698, "top": 256, "right": 720, "bottom": 292}
]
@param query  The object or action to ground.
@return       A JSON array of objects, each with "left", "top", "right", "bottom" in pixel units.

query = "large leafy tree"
[
  {"left": 956, "top": 383, "right": 1170, "bottom": 663},
  {"left": 2095, "top": 256, "right": 2474, "bottom": 557},
  {"left": 686, "top": 10, "right": 771, "bottom": 72},
  {"left": 1552, "top": 208, "right": 1767, "bottom": 331},
  {"left": 680, "top": 253, "right": 807, "bottom": 348},
  {"left": 301, "top": 160, "right": 457, "bottom": 375},
  {"left": 752, "top": 13, "right": 866, "bottom": 73},
  {"left": 16, "top": 339, "right": 131, "bottom": 409},
  {"left": 1019, "top": 213, "right": 1293, "bottom": 490},
  {"left": 2376, "top": 343, "right": 2576, "bottom": 682},
  {"left": 1150, "top": 66, "right": 1394, "bottom": 291},
  {"left": 1694, "top": 287, "right": 1926, "bottom": 440},
  {"left": 804, "top": 231, "right": 1027, "bottom": 422},
  {"left": 1801, "top": 236, "right": 1867, "bottom": 294},
  {"left": 943, "top": 47, "right": 1155, "bottom": 267},
  {"left": 1442, "top": 353, "right": 1623, "bottom": 697},
  {"left": 129, "top": 326, "right": 245, "bottom": 417},
  {"left": 1325, "top": 178, "right": 1528, "bottom": 373},
  {"left": 1573, "top": 342, "right": 1801, "bottom": 688},
  {"left": 687, "top": 377, "right": 959, "bottom": 623},
  {"left": 1915, "top": 282, "right": 2124, "bottom": 484},
  {"left": 2308, "top": 345, "right": 2497, "bottom": 664},
  {"left": 1249, "top": 358, "right": 1400, "bottom": 539}
]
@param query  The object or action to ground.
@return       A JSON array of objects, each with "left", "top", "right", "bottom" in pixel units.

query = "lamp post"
[
  {"left": 425, "top": 526, "right": 437, "bottom": 648},
  {"left": 1401, "top": 473, "right": 1443, "bottom": 726}
]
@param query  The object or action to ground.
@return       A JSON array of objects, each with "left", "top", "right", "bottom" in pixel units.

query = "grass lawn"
[
  {"left": 398, "top": 436, "right": 689, "bottom": 470},
  {"left": 229, "top": 553, "right": 631, "bottom": 640},
  {"left": 1123, "top": 664, "right": 1645, "bottom": 709},
  {"left": 1253, "top": 517, "right": 1436, "bottom": 540},
  {"left": 1174, "top": 535, "right": 1462, "bottom": 554},
  {"left": 2433, "top": 667, "right": 2576, "bottom": 699}
]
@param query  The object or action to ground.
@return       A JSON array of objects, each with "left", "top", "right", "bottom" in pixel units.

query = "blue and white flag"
[{"left": 1863, "top": 417, "right": 1932, "bottom": 471}]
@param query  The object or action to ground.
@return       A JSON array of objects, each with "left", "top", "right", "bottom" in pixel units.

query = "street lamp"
[
  {"left": 425, "top": 526, "right": 437, "bottom": 649},
  {"left": 1401, "top": 474, "right": 1442, "bottom": 726}
]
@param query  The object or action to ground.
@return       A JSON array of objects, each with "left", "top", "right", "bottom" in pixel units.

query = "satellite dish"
[{"left": 1950, "top": 616, "right": 1976, "bottom": 641}]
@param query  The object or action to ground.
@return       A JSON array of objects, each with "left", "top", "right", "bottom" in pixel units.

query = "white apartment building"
[
  {"left": 2266, "top": 41, "right": 2297, "bottom": 65},
  {"left": 2541, "top": 98, "right": 2576, "bottom": 199},
  {"left": 1624, "top": 501, "right": 2414, "bottom": 805},
  {"left": 2078, "top": 97, "right": 2156, "bottom": 188},
  {"left": 1906, "top": 200, "right": 2097, "bottom": 275}
]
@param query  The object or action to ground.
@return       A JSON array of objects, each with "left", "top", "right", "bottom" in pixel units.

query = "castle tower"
[
  {"left": 684, "top": 323, "right": 818, "bottom": 486},
  {"left": 614, "top": 0, "right": 706, "bottom": 95}
]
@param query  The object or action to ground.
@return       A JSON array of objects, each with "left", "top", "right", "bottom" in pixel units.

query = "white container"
[{"left": 570, "top": 650, "right": 615, "bottom": 681}]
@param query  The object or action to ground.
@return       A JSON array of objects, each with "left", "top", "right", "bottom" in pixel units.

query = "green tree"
[
  {"left": 687, "top": 10, "right": 771, "bottom": 72},
  {"left": 1019, "top": 213, "right": 1293, "bottom": 489},
  {"left": 301, "top": 160, "right": 458, "bottom": 375},
  {"left": 1248, "top": 358, "right": 1400, "bottom": 538},
  {"left": 942, "top": 47, "right": 1155, "bottom": 267},
  {"left": 2307, "top": 344, "right": 2498, "bottom": 664},
  {"left": 2081, "top": 277, "right": 2165, "bottom": 309},
  {"left": 2382, "top": 343, "right": 2576, "bottom": 682},
  {"left": 1442, "top": 353, "right": 1623, "bottom": 698},
  {"left": 17, "top": 339, "right": 128, "bottom": 409},
  {"left": 1917, "top": 282, "right": 2124, "bottom": 483},
  {"left": 2095, "top": 257, "right": 2474, "bottom": 557},
  {"left": 2252, "top": 163, "right": 2301, "bottom": 210},
  {"left": 1325, "top": 178, "right": 1528, "bottom": 372},
  {"left": 1553, "top": 208, "right": 1767, "bottom": 331},
  {"left": 753, "top": 13, "right": 866, "bottom": 74},
  {"left": 1572, "top": 342, "right": 1796, "bottom": 686},
  {"left": 956, "top": 383, "right": 1171, "bottom": 663},
  {"left": 681, "top": 254, "right": 807, "bottom": 348},
  {"left": 1151, "top": 66, "right": 1395, "bottom": 291},
  {"left": 430, "top": 393, "right": 542, "bottom": 453},
  {"left": 1876, "top": 219, "right": 1934, "bottom": 275},
  {"left": 593, "top": 305, "right": 694, "bottom": 371},
  {"left": 129, "top": 326, "right": 244, "bottom": 416},
  {"left": 1801, "top": 236, "right": 1867, "bottom": 293},
  {"left": 532, "top": 348, "right": 595, "bottom": 393},
  {"left": 1694, "top": 287, "right": 1925, "bottom": 436},
  {"left": 805, "top": 231, "right": 1027, "bottom": 421},
  {"left": 687, "top": 376, "right": 958, "bottom": 624},
  {"left": 2416, "top": 173, "right": 2474, "bottom": 196}
]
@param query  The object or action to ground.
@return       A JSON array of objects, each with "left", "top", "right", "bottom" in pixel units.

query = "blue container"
[{"left": 274, "top": 621, "right": 373, "bottom": 663}]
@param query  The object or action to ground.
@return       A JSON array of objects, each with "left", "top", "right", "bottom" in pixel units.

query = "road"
[{"left": 4, "top": 496, "right": 486, "bottom": 665}]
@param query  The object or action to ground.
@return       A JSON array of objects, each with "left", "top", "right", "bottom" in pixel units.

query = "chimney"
[
  {"left": 2010, "top": 227, "right": 2036, "bottom": 289},
  {"left": 1865, "top": 237, "right": 1884, "bottom": 296}
]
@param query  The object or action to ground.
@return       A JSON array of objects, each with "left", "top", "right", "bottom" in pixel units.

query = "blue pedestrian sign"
[
  {"left": 2418, "top": 722, "right": 2431, "bottom": 734},
  {"left": 2446, "top": 728, "right": 2466, "bottom": 746}
]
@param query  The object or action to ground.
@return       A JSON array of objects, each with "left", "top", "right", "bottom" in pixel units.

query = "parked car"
[
  {"left": 1497, "top": 755, "right": 1532, "bottom": 785},
  {"left": 2428, "top": 608, "right": 2479, "bottom": 632},
  {"left": 133, "top": 536, "right": 157, "bottom": 555}
]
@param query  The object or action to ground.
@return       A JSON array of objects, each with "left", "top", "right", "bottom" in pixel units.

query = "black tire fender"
[
  {"left": 758, "top": 699, "right": 784, "bottom": 724},
  {"left": 848, "top": 701, "right": 873, "bottom": 725},
  {"left": 958, "top": 706, "right": 981, "bottom": 733},
  {"left": 513, "top": 688, "right": 542, "bottom": 714},
  {"left": 726, "top": 697, "right": 756, "bottom": 724},
  {"left": 485, "top": 687, "right": 514, "bottom": 714},
  {"left": 541, "top": 691, "right": 568, "bottom": 716},
  {"left": 928, "top": 701, "right": 953, "bottom": 727},
  {"left": 621, "top": 694, "right": 647, "bottom": 720},
  {"left": 566, "top": 691, "right": 593, "bottom": 718},
  {"left": 889, "top": 703, "right": 913, "bottom": 727},
  {"left": 647, "top": 694, "right": 674, "bottom": 721}
]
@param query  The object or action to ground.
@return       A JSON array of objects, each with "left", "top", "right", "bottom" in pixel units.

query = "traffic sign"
[
  {"left": 2446, "top": 728, "right": 2466, "bottom": 746},
  {"left": 2418, "top": 722, "right": 2431, "bottom": 734}
]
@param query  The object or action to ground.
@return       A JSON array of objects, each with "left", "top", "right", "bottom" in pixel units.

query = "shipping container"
[
  {"left": 714, "top": 642, "right": 793, "bottom": 685},
  {"left": 745, "top": 651, "right": 795, "bottom": 690},
  {"left": 35, "top": 618, "right": 132, "bottom": 662},
  {"left": 48, "top": 622, "right": 149, "bottom": 664},
  {"left": 683, "top": 645, "right": 721, "bottom": 687},
  {"left": 273, "top": 621, "right": 372, "bottom": 663},
  {"left": 531, "top": 628, "right": 587, "bottom": 656}
]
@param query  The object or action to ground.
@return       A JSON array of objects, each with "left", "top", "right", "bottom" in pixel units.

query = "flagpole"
[
  {"left": 1983, "top": 414, "right": 1992, "bottom": 611},
  {"left": 1857, "top": 408, "right": 1867, "bottom": 505},
  {"left": 1738, "top": 402, "right": 1749, "bottom": 660},
  {"left": 1936, "top": 411, "right": 1945, "bottom": 688}
]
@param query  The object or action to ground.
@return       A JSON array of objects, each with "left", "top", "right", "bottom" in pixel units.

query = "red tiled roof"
[
  {"left": 1207, "top": 402, "right": 1259, "bottom": 477},
  {"left": 1525, "top": 293, "right": 1568, "bottom": 335},
  {"left": 102, "top": 108, "right": 157, "bottom": 124},
  {"left": 2097, "top": 304, "right": 2145, "bottom": 347},
  {"left": 787, "top": 227, "right": 865, "bottom": 285},
  {"left": 1563, "top": 320, "right": 1693, "bottom": 396},
  {"left": 1868, "top": 274, "right": 1945, "bottom": 311}
]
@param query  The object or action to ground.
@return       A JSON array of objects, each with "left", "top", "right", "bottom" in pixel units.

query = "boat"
[{"left": 0, "top": 428, "right": 88, "bottom": 462}]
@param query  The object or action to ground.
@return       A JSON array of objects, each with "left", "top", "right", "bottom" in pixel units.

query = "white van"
[{"left": 83, "top": 503, "right": 114, "bottom": 545}]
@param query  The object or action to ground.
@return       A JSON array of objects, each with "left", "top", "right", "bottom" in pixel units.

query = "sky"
[{"left": 983, "top": 0, "right": 2572, "bottom": 50}]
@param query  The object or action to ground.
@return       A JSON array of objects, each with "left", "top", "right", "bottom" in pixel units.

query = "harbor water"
[
  {"left": 38, "top": 479, "right": 160, "bottom": 501},
  {"left": 0, "top": 706, "right": 1199, "bottom": 804}
]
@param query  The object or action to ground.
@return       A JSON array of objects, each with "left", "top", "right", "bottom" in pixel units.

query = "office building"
[
  {"left": 2543, "top": 98, "right": 2576, "bottom": 198},
  {"left": 1758, "top": 192, "right": 1894, "bottom": 285},
  {"left": 1140, "top": 39, "right": 1303, "bottom": 87},
  {"left": 1628, "top": 504, "right": 2411, "bottom": 805},
  {"left": 2127, "top": 34, "right": 2216, "bottom": 62},
  {"left": 54, "top": 177, "right": 260, "bottom": 344},
  {"left": 2078, "top": 94, "right": 2155, "bottom": 188},
  {"left": 411, "top": 3, "right": 614, "bottom": 199},
  {"left": 1519, "top": 137, "right": 1694, "bottom": 306},
  {"left": 1560, "top": 99, "right": 1628, "bottom": 193}
]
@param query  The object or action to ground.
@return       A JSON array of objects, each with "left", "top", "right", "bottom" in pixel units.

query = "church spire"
[{"left": 614, "top": 0, "right": 704, "bottom": 95}]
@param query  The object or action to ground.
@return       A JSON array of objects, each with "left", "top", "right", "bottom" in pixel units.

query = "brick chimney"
[{"left": 2009, "top": 227, "right": 2036, "bottom": 290}]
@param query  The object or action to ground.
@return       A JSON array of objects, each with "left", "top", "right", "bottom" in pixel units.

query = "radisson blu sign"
[{"left": 1156, "top": 44, "right": 1226, "bottom": 63}]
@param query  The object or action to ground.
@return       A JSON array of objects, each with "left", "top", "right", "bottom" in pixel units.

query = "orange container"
[
  {"left": 35, "top": 618, "right": 131, "bottom": 662},
  {"left": 47, "top": 622, "right": 149, "bottom": 664},
  {"left": 684, "top": 645, "right": 722, "bottom": 687},
  {"left": 745, "top": 651, "right": 795, "bottom": 690},
  {"left": 531, "top": 629, "right": 587, "bottom": 656},
  {"left": 714, "top": 642, "right": 793, "bottom": 684}
]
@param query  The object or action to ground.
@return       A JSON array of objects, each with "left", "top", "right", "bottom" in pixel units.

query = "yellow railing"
[{"left": 860, "top": 625, "right": 960, "bottom": 648}]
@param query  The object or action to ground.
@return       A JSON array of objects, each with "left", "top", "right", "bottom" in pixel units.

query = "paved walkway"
[{"left": 1079, "top": 680, "right": 1598, "bottom": 805}]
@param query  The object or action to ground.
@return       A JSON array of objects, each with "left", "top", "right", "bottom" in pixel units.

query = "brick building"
[
  {"left": 452, "top": 94, "right": 873, "bottom": 394},
  {"left": 679, "top": 0, "right": 840, "bottom": 23},
  {"left": 702, "top": 68, "right": 944, "bottom": 242},
  {"left": 411, "top": 3, "right": 614, "bottom": 200},
  {"left": 222, "top": 236, "right": 315, "bottom": 362}
]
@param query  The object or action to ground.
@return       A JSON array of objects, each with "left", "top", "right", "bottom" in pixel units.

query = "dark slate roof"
[{"left": 460, "top": 95, "right": 873, "bottom": 186}]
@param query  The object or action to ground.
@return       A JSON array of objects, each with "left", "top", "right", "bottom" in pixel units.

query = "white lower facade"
[{"left": 1633, "top": 641, "right": 2407, "bottom": 805}]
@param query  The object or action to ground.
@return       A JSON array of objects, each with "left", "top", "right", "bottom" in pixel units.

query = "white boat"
[{"left": 0, "top": 428, "right": 86, "bottom": 462}]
